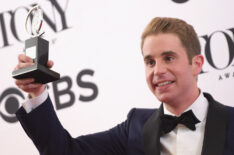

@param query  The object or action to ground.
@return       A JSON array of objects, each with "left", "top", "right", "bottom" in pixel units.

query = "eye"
[
  {"left": 164, "top": 56, "right": 174, "bottom": 62},
  {"left": 0, "top": 88, "right": 25, "bottom": 123},
  {"left": 145, "top": 59, "right": 155, "bottom": 67}
]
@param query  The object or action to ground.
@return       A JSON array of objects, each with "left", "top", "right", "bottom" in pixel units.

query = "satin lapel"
[
  {"left": 142, "top": 104, "right": 163, "bottom": 155},
  {"left": 201, "top": 93, "right": 228, "bottom": 155}
]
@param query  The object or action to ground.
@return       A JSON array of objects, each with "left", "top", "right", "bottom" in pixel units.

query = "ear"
[{"left": 192, "top": 54, "right": 204, "bottom": 76}]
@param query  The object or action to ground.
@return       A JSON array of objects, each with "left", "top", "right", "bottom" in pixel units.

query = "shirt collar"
[{"left": 163, "top": 90, "right": 209, "bottom": 122}]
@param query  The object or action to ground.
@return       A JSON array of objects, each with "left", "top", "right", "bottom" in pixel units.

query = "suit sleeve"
[{"left": 16, "top": 96, "right": 136, "bottom": 155}]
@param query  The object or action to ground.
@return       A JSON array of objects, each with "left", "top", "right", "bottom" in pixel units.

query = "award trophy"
[{"left": 12, "top": 5, "right": 60, "bottom": 84}]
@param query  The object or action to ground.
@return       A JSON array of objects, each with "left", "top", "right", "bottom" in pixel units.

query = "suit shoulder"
[
  {"left": 126, "top": 108, "right": 157, "bottom": 124},
  {"left": 225, "top": 105, "right": 234, "bottom": 118},
  {"left": 204, "top": 92, "right": 234, "bottom": 114}
]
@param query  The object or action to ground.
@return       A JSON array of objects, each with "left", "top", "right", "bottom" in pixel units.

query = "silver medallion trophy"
[{"left": 12, "top": 5, "right": 60, "bottom": 84}]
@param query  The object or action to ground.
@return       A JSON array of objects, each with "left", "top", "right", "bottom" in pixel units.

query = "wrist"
[{"left": 29, "top": 85, "right": 46, "bottom": 98}]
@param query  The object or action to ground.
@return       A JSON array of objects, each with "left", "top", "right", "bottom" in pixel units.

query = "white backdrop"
[{"left": 0, "top": 0, "right": 234, "bottom": 154}]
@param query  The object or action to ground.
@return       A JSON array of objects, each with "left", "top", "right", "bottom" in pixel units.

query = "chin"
[{"left": 154, "top": 93, "right": 174, "bottom": 104}]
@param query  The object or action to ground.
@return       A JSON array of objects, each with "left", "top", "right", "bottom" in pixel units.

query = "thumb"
[{"left": 47, "top": 60, "right": 54, "bottom": 68}]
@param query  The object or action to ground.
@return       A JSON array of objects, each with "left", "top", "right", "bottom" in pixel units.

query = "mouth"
[{"left": 155, "top": 81, "right": 175, "bottom": 87}]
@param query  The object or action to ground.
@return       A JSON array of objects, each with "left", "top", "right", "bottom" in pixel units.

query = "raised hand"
[{"left": 14, "top": 54, "right": 54, "bottom": 98}]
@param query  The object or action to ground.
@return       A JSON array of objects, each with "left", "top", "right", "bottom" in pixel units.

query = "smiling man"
[
  {"left": 143, "top": 32, "right": 203, "bottom": 115},
  {"left": 142, "top": 17, "right": 206, "bottom": 115},
  {"left": 14, "top": 17, "right": 234, "bottom": 155}
]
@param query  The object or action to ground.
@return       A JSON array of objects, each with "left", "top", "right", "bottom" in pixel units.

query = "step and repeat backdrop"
[{"left": 0, "top": 0, "right": 234, "bottom": 154}]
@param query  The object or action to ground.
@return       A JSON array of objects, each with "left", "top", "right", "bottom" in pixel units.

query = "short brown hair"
[{"left": 141, "top": 17, "right": 201, "bottom": 64}]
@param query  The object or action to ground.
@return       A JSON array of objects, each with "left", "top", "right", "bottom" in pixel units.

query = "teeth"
[{"left": 157, "top": 81, "right": 172, "bottom": 86}]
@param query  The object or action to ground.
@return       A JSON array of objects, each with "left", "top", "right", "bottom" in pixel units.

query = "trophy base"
[{"left": 12, "top": 64, "right": 60, "bottom": 84}]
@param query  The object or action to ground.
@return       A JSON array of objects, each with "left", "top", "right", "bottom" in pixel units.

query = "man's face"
[{"left": 142, "top": 33, "right": 202, "bottom": 105}]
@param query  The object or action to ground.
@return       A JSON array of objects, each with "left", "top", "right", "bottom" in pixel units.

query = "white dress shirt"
[
  {"left": 22, "top": 88, "right": 48, "bottom": 113},
  {"left": 160, "top": 91, "right": 209, "bottom": 155}
]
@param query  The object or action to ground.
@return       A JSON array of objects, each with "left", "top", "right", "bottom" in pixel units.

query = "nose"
[{"left": 154, "top": 61, "right": 166, "bottom": 76}]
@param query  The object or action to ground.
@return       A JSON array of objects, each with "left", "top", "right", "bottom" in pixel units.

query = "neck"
[{"left": 164, "top": 88, "right": 200, "bottom": 116}]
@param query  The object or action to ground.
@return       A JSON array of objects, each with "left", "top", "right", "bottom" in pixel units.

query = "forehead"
[{"left": 142, "top": 33, "right": 186, "bottom": 57}]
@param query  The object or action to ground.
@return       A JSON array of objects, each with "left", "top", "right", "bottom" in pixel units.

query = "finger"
[
  {"left": 18, "top": 54, "right": 33, "bottom": 63},
  {"left": 47, "top": 60, "right": 54, "bottom": 68},
  {"left": 15, "top": 78, "right": 34, "bottom": 86},
  {"left": 19, "top": 83, "right": 43, "bottom": 90},
  {"left": 16, "top": 62, "right": 34, "bottom": 69}
]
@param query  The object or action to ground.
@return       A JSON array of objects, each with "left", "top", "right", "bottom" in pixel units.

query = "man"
[{"left": 14, "top": 17, "right": 234, "bottom": 155}]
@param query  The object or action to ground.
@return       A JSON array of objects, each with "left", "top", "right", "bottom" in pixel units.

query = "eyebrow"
[
  {"left": 143, "top": 55, "right": 153, "bottom": 61},
  {"left": 161, "top": 51, "right": 177, "bottom": 57},
  {"left": 143, "top": 51, "right": 177, "bottom": 61}
]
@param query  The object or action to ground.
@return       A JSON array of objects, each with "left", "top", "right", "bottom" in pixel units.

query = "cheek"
[
  {"left": 145, "top": 69, "right": 153, "bottom": 87},
  {"left": 176, "top": 68, "right": 193, "bottom": 84}
]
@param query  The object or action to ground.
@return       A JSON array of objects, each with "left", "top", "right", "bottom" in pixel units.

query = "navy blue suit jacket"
[{"left": 16, "top": 93, "right": 234, "bottom": 155}]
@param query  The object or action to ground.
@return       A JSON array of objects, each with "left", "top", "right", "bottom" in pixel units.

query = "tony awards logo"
[{"left": 12, "top": 5, "right": 60, "bottom": 84}]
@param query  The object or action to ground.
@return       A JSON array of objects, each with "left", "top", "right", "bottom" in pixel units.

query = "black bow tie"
[{"left": 161, "top": 110, "right": 200, "bottom": 134}]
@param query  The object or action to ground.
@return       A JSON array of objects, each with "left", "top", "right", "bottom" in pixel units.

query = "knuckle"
[
  {"left": 15, "top": 79, "right": 22, "bottom": 85},
  {"left": 15, "top": 80, "right": 19, "bottom": 85},
  {"left": 18, "top": 63, "right": 23, "bottom": 69},
  {"left": 18, "top": 54, "right": 24, "bottom": 61},
  {"left": 17, "top": 54, "right": 21, "bottom": 60}
]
